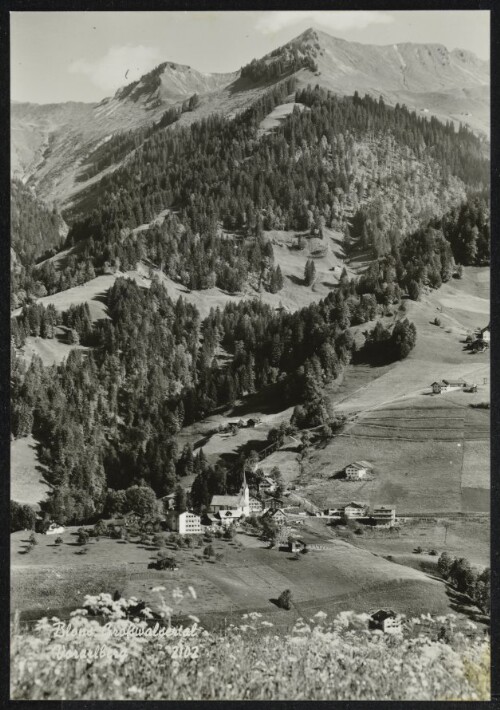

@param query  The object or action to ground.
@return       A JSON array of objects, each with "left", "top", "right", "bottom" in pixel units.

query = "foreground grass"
[{"left": 11, "top": 592, "right": 490, "bottom": 701}]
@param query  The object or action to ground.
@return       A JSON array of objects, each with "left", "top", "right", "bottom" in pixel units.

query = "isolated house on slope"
[
  {"left": 344, "top": 461, "right": 372, "bottom": 480},
  {"left": 369, "top": 609, "right": 403, "bottom": 634},
  {"left": 431, "top": 379, "right": 467, "bottom": 394},
  {"left": 478, "top": 324, "right": 490, "bottom": 343}
]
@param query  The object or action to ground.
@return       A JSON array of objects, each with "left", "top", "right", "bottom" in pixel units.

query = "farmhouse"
[
  {"left": 342, "top": 502, "right": 368, "bottom": 520},
  {"left": 263, "top": 508, "right": 287, "bottom": 526},
  {"left": 431, "top": 379, "right": 467, "bottom": 394},
  {"left": 369, "top": 609, "right": 403, "bottom": 634},
  {"left": 248, "top": 496, "right": 264, "bottom": 514},
  {"left": 344, "top": 461, "right": 372, "bottom": 480},
  {"left": 324, "top": 508, "right": 342, "bottom": 518},
  {"left": 371, "top": 506, "right": 396, "bottom": 527},
  {"left": 288, "top": 536, "right": 304, "bottom": 553},
  {"left": 166, "top": 510, "right": 202, "bottom": 535},
  {"left": 258, "top": 476, "right": 277, "bottom": 494},
  {"left": 478, "top": 324, "right": 490, "bottom": 343},
  {"left": 261, "top": 494, "right": 286, "bottom": 511},
  {"left": 157, "top": 492, "right": 175, "bottom": 513}
]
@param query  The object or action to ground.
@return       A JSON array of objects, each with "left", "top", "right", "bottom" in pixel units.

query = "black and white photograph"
[{"left": 9, "top": 8, "right": 491, "bottom": 701}]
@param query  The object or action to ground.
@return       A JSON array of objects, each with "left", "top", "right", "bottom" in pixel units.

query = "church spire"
[{"left": 240, "top": 468, "right": 250, "bottom": 516}]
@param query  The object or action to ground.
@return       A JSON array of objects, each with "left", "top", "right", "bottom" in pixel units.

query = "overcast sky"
[{"left": 11, "top": 10, "right": 490, "bottom": 104}]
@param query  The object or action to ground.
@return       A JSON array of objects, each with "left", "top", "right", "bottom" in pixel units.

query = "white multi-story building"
[
  {"left": 371, "top": 506, "right": 396, "bottom": 527},
  {"left": 168, "top": 510, "right": 202, "bottom": 535}
]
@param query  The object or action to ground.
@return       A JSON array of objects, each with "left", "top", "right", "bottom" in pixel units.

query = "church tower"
[{"left": 240, "top": 470, "right": 250, "bottom": 516}]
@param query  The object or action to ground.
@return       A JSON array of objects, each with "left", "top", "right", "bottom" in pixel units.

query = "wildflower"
[
  {"left": 248, "top": 612, "right": 262, "bottom": 620},
  {"left": 188, "top": 586, "right": 197, "bottom": 599},
  {"left": 152, "top": 586, "right": 166, "bottom": 593},
  {"left": 261, "top": 621, "right": 274, "bottom": 627},
  {"left": 172, "top": 588, "right": 184, "bottom": 603},
  {"left": 314, "top": 611, "right": 327, "bottom": 620}
]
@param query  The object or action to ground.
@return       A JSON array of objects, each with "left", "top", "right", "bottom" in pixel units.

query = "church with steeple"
[{"left": 208, "top": 471, "right": 251, "bottom": 521}]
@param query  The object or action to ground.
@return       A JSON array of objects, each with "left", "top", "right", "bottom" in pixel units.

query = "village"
[{"left": 12, "top": 314, "right": 489, "bottom": 641}]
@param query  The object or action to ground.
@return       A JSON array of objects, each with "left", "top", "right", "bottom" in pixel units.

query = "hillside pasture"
[
  {"left": 302, "top": 389, "right": 489, "bottom": 514},
  {"left": 11, "top": 524, "right": 451, "bottom": 622},
  {"left": 11, "top": 435, "right": 50, "bottom": 509},
  {"left": 19, "top": 329, "right": 89, "bottom": 367},
  {"left": 257, "top": 101, "right": 306, "bottom": 136}
]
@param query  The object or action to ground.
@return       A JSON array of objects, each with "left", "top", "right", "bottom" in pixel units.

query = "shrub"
[
  {"left": 203, "top": 544, "right": 215, "bottom": 559},
  {"left": 277, "top": 589, "right": 292, "bottom": 610},
  {"left": 93, "top": 520, "right": 107, "bottom": 538},
  {"left": 28, "top": 532, "right": 38, "bottom": 546},
  {"left": 413, "top": 546, "right": 423, "bottom": 554},
  {"left": 54, "top": 536, "right": 63, "bottom": 545},
  {"left": 429, "top": 549, "right": 438, "bottom": 556},
  {"left": 77, "top": 528, "right": 89, "bottom": 546},
  {"left": 449, "top": 558, "right": 476, "bottom": 595},
  {"left": 155, "top": 556, "right": 178, "bottom": 571},
  {"left": 107, "top": 524, "right": 122, "bottom": 539},
  {"left": 433, "top": 317, "right": 441, "bottom": 326},
  {"left": 437, "top": 551, "right": 454, "bottom": 579},
  {"left": 152, "top": 533, "right": 164, "bottom": 547}
]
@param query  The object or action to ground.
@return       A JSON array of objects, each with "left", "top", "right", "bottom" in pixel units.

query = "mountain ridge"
[{"left": 11, "top": 27, "right": 489, "bottom": 206}]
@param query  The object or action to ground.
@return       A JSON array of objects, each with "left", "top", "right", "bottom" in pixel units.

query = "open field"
[
  {"left": 302, "top": 389, "right": 489, "bottom": 514},
  {"left": 19, "top": 329, "right": 89, "bottom": 367},
  {"left": 11, "top": 435, "right": 50, "bottom": 509},
  {"left": 257, "top": 101, "right": 307, "bottom": 136},
  {"left": 11, "top": 523, "right": 452, "bottom": 623},
  {"left": 344, "top": 516, "right": 490, "bottom": 570}
]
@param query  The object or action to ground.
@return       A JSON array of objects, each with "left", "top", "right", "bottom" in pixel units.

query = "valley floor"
[
  {"left": 11, "top": 520, "right": 457, "bottom": 627},
  {"left": 10, "top": 266, "right": 490, "bottom": 625}
]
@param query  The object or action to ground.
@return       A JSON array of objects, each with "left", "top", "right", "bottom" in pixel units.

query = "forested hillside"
[
  {"left": 10, "top": 68, "right": 490, "bottom": 526},
  {"left": 26, "top": 81, "right": 486, "bottom": 302},
  {"left": 11, "top": 180, "right": 67, "bottom": 308}
]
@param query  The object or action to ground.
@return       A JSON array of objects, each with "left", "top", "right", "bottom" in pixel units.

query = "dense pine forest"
[{"left": 11, "top": 180, "right": 67, "bottom": 308}]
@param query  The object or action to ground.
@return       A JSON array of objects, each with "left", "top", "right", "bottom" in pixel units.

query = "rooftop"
[{"left": 210, "top": 494, "right": 241, "bottom": 507}]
